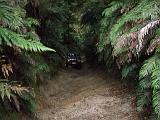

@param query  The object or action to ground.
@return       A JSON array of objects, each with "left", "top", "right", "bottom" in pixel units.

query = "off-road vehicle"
[{"left": 65, "top": 53, "right": 82, "bottom": 69}]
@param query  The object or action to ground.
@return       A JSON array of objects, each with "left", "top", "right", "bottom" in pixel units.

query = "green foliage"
[
  {"left": 0, "top": 0, "right": 24, "bottom": 30},
  {"left": 0, "top": 28, "right": 54, "bottom": 52},
  {"left": 153, "top": 89, "right": 160, "bottom": 117},
  {"left": 20, "top": 92, "right": 36, "bottom": 113},
  {"left": 137, "top": 87, "right": 151, "bottom": 111},
  {"left": 81, "top": 0, "right": 160, "bottom": 118},
  {"left": 0, "top": 79, "right": 34, "bottom": 112},
  {"left": 0, "top": 0, "right": 54, "bottom": 52},
  {"left": 102, "top": 1, "right": 123, "bottom": 17},
  {"left": 0, "top": 0, "right": 54, "bottom": 113},
  {"left": 109, "top": 0, "right": 160, "bottom": 44},
  {"left": 121, "top": 64, "right": 137, "bottom": 79},
  {"left": 139, "top": 55, "right": 160, "bottom": 80}
]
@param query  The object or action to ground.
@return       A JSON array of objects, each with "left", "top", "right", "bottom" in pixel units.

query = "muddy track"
[{"left": 35, "top": 65, "right": 140, "bottom": 120}]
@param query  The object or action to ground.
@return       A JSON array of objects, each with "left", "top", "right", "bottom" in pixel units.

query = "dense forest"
[
  {"left": 1, "top": 0, "right": 160, "bottom": 119},
  {"left": 81, "top": 0, "right": 160, "bottom": 119}
]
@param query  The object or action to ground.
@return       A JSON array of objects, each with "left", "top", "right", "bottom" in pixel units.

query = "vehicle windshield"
[{"left": 67, "top": 53, "right": 80, "bottom": 59}]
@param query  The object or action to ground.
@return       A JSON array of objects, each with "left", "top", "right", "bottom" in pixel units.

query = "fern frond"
[
  {"left": 151, "top": 68, "right": 160, "bottom": 89},
  {"left": 31, "top": 56, "right": 50, "bottom": 80},
  {"left": 148, "top": 38, "right": 160, "bottom": 54},
  {"left": 150, "top": 112, "right": 159, "bottom": 120},
  {"left": 139, "top": 77, "right": 151, "bottom": 90},
  {"left": 2, "top": 63, "right": 13, "bottom": 78},
  {"left": 137, "top": 86, "right": 151, "bottom": 111},
  {"left": 112, "top": 32, "right": 138, "bottom": 67},
  {"left": 109, "top": 0, "right": 160, "bottom": 45},
  {"left": 113, "top": 32, "right": 138, "bottom": 56},
  {"left": 102, "top": 1, "right": 123, "bottom": 17},
  {"left": 9, "top": 84, "right": 29, "bottom": 96},
  {"left": 98, "top": 16, "right": 116, "bottom": 52},
  {"left": 0, "top": 79, "right": 34, "bottom": 111},
  {"left": 0, "top": 80, "right": 11, "bottom": 100},
  {"left": 121, "top": 64, "right": 137, "bottom": 79},
  {"left": 116, "top": 53, "right": 133, "bottom": 69},
  {"left": 138, "top": 54, "right": 160, "bottom": 117},
  {"left": 0, "top": 80, "right": 30, "bottom": 100},
  {"left": 139, "top": 55, "right": 160, "bottom": 79},
  {"left": 24, "top": 18, "right": 40, "bottom": 28},
  {"left": 20, "top": 92, "right": 36, "bottom": 112},
  {"left": 153, "top": 89, "right": 160, "bottom": 118},
  {"left": 0, "top": 27, "right": 55, "bottom": 52},
  {"left": 0, "top": 1, "right": 25, "bottom": 30},
  {"left": 137, "top": 20, "right": 160, "bottom": 54}
]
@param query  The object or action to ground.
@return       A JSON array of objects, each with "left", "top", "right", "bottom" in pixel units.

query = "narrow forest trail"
[{"left": 35, "top": 65, "right": 140, "bottom": 120}]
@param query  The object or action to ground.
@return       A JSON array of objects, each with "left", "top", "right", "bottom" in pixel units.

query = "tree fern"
[
  {"left": 148, "top": 38, "right": 160, "bottom": 54},
  {"left": 0, "top": 28, "right": 54, "bottom": 52},
  {"left": 121, "top": 63, "right": 137, "bottom": 79},
  {"left": 81, "top": 0, "right": 160, "bottom": 118},
  {"left": 139, "top": 55, "right": 160, "bottom": 79},
  {"left": 139, "top": 77, "right": 151, "bottom": 90},
  {"left": 0, "top": 80, "right": 33, "bottom": 111},
  {"left": 113, "top": 32, "right": 138, "bottom": 56},
  {"left": 0, "top": 0, "right": 55, "bottom": 113},
  {"left": 0, "top": 1, "right": 54, "bottom": 52},
  {"left": 137, "top": 87, "right": 151, "bottom": 111},
  {"left": 151, "top": 68, "right": 160, "bottom": 89},
  {"left": 102, "top": 1, "right": 123, "bottom": 17},
  {"left": 24, "top": 18, "right": 40, "bottom": 28},
  {"left": 137, "top": 20, "right": 160, "bottom": 54},
  {"left": 98, "top": 1, "right": 128, "bottom": 53},
  {"left": 0, "top": 1, "right": 25, "bottom": 30},
  {"left": 109, "top": 0, "right": 160, "bottom": 45},
  {"left": 150, "top": 112, "right": 159, "bottom": 120},
  {"left": 153, "top": 89, "right": 160, "bottom": 118},
  {"left": 138, "top": 54, "right": 160, "bottom": 117}
]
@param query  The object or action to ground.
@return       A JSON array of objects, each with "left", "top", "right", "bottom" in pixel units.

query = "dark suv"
[{"left": 65, "top": 53, "right": 82, "bottom": 69}]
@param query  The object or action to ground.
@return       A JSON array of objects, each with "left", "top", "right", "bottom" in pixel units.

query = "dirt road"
[{"left": 35, "top": 65, "right": 140, "bottom": 120}]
